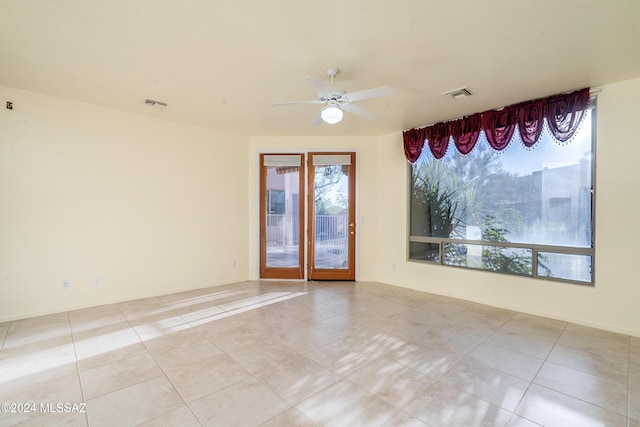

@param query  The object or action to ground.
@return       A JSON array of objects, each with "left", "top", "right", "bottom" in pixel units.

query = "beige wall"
[
  {"left": 375, "top": 76, "right": 640, "bottom": 337},
  {"left": 3, "top": 77, "right": 640, "bottom": 336},
  {"left": 247, "top": 137, "right": 379, "bottom": 282},
  {"left": 0, "top": 86, "right": 249, "bottom": 322}
]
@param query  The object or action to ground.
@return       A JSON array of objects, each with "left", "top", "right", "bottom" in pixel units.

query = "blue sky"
[{"left": 498, "top": 111, "right": 593, "bottom": 176}]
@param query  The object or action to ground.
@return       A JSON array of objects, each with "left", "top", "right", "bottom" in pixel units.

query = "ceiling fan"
[{"left": 270, "top": 68, "right": 392, "bottom": 125}]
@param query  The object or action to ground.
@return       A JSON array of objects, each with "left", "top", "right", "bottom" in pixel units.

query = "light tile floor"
[{"left": 0, "top": 280, "right": 638, "bottom": 426}]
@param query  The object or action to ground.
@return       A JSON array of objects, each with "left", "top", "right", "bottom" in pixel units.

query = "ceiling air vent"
[
  {"left": 144, "top": 99, "right": 168, "bottom": 107},
  {"left": 442, "top": 87, "right": 472, "bottom": 99}
]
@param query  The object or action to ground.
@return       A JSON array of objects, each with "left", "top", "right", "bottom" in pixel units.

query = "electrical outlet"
[
  {"left": 232, "top": 260, "right": 237, "bottom": 268},
  {"left": 62, "top": 279, "right": 70, "bottom": 289},
  {"left": 93, "top": 276, "right": 101, "bottom": 285},
  {"left": 391, "top": 263, "right": 396, "bottom": 270}
]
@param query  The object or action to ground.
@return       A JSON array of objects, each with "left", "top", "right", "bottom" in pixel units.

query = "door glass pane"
[
  {"left": 265, "top": 165, "right": 300, "bottom": 268},
  {"left": 313, "top": 164, "right": 349, "bottom": 269}
]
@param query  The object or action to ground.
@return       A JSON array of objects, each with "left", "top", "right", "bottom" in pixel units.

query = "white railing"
[
  {"left": 265, "top": 213, "right": 349, "bottom": 269},
  {"left": 314, "top": 214, "right": 348, "bottom": 269},
  {"left": 266, "top": 214, "right": 299, "bottom": 247},
  {"left": 314, "top": 214, "right": 348, "bottom": 241}
]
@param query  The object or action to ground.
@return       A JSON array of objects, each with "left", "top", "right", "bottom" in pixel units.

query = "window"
[
  {"left": 408, "top": 99, "right": 595, "bottom": 285},
  {"left": 266, "top": 189, "right": 286, "bottom": 214}
]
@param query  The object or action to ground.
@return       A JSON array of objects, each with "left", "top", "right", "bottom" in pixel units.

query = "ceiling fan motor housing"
[{"left": 323, "top": 87, "right": 346, "bottom": 101}]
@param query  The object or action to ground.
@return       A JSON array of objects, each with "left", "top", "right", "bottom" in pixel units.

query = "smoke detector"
[{"left": 442, "top": 87, "right": 472, "bottom": 99}]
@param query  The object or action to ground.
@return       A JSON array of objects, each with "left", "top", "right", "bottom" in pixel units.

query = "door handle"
[
  {"left": 350, "top": 231, "right": 355, "bottom": 235},
  {"left": 349, "top": 223, "right": 355, "bottom": 227}
]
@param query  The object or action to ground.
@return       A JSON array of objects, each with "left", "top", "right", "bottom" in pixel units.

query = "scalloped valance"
[{"left": 403, "top": 88, "right": 591, "bottom": 163}]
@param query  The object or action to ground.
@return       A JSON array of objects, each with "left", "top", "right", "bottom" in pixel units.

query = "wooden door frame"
[{"left": 307, "top": 152, "right": 356, "bottom": 281}]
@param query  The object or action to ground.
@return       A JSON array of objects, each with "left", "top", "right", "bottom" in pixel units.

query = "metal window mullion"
[{"left": 408, "top": 235, "right": 593, "bottom": 256}]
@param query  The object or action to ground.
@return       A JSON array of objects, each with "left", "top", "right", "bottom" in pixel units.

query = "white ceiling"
[{"left": 1, "top": 1, "right": 639, "bottom": 137}]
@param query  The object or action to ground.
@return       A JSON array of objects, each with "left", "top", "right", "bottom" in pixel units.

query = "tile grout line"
[
  {"left": 476, "top": 311, "right": 568, "bottom": 424},
  {"left": 0, "top": 322, "right": 9, "bottom": 351},
  {"left": 148, "top": 291, "right": 333, "bottom": 424},
  {"left": 67, "top": 310, "right": 91, "bottom": 427},
  {"left": 498, "top": 313, "right": 568, "bottom": 424},
  {"left": 545, "top": 328, "right": 631, "bottom": 420},
  {"left": 179, "top": 287, "right": 326, "bottom": 425},
  {"left": 77, "top": 305, "right": 165, "bottom": 411},
  {"left": 385, "top": 304, "right": 522, "bottom": 421},
  {"left": 209, "top": 285, "right": 407, "bottom": 423},
  {"left": 5, "top": 282, "right": 634, "bottom": 426},
  {"left": 210, "top": 287, "right": 336, "bottom": 420},
  {"left": 628, "top": 335, "right": 632, "bottom": 427},
  {"left": 119, "top": 304, "right": 208, "bottom": 427},
  {"left": 524, "top": 321, "right": 631, "bottom": 420},
  {"left": 176, "top": 306, "right": 259, "bottom": 427}
]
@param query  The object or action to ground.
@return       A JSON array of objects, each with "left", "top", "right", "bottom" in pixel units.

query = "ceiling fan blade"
[
  {"left": 312, "top": 112, "right": 323, "bottom": 126},
  {"left": 306, "top": 76, "right": 330, "bottom": 98},
  {"left": 270, "top": 99, "right": 324, "bottom": 107},
  {"left": 341, "top": 103, "right": 378, "bottom": 120},
  {"left": 342, "top": 86, "right": 392, "bottom": 103}
]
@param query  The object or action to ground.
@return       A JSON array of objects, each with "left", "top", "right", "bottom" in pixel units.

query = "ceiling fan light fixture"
[{"left": 321, "top": 105, "right": 343, "bottom": 124}]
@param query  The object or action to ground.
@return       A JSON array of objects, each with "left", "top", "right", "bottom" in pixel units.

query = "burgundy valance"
[
  {"left": 451, "top": 113, "right": 482, "bottom": 155},
  {"left": 402, "top": 127, "right": 426, "bottom": 164},
  {"left": 402, "top": 88, "right": 591, "bottom": 163}
]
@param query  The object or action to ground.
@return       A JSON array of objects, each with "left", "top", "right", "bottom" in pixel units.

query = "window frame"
[{"left": 406, "top": 103, "right": 597, "bottom": 286}]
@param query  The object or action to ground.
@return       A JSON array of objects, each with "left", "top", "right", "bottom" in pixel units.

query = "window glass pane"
[
  {"left": 442, "top": 243, "right": 475, "bottom": 267},
  {"left": 265, "top": 166, "right": 300, "bottom": 268},
  {"left": 411, "top": 111, "right": 592, "bottom": 249},
  {"left": 443, "top": 243, "right": 532, "bottom": 275},
  {"left": 313, "top": 165, "right": 349, "bottom": 269},
  {"left": 538, "top": 252, "right": 592, "bottom": 283},
  {"left": 409, "top": 104, "right": 594, "bottom": 284},
  {"left": 267, "top": 190, "right": 285, "bottom": 214},
  {"left": 409, "top": 241, "right": 439, "bottom": 262}
]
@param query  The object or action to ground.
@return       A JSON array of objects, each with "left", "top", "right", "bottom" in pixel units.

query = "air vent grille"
[
  {"left": 442, "top": 87, "right": 472, "bottom": 99},
  {"left": 144, "top": 99, "right": 168, "bottom": 107}
]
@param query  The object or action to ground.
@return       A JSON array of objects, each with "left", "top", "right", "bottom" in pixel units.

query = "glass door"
[
  {"left": 307, "top": 152, "right": 356, "bottom": 280},
  {"left": 259, "top": 154, "right": 304, "bottom": 279}
]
